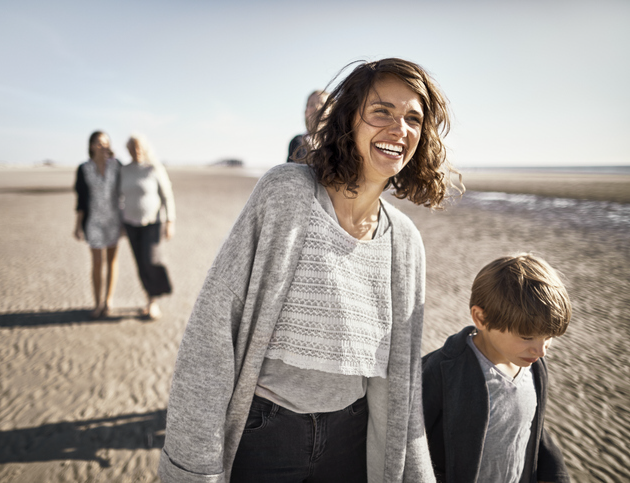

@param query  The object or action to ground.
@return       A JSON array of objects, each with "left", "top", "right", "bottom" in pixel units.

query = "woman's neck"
[
  {"left": 92, "top": 155, "right": 108, "bottom": 174},
  {"left": 325, "top": 181, "right": 385, "bottom": 241}
]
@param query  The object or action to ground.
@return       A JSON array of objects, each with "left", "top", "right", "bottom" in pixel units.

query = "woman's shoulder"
[
  {"left": 120, "top": 161, "right": 156, "bottom": 174},
  {"left": 120, "top": 161, "right": 141, "bottom": 172},
  {"left": 255, "top": 163, "right": 317, "bottom": 200}
]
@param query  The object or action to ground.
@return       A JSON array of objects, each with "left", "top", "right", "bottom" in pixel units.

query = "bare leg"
[
  {"left": 90, "top": 248, "right": 104, "bottom": 318},
  {"left": 103, "top": 244, "right": 119, "bottom": 316}
]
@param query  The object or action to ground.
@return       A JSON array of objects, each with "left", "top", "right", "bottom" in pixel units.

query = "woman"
[
  {"left": 120, "top": 134, "right": 175, "bottom": 320},
  {"left": 159, "top": 58, "right": 461, "bottom": 483},
  {"left": 74, "top": 131, "right": 122, "bottom": 319}
]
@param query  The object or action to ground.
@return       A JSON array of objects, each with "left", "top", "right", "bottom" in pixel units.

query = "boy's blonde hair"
[{"left": 469, "top": 253, "right": 571, "bottom": 336}]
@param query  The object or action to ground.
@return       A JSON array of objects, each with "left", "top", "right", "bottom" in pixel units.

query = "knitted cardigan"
[{"left": 158, "top": 163, "right": 436, "bottom": 483}]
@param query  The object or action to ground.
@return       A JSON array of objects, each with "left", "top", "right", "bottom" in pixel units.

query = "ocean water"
[{"left": 456, "top": 166, "right": 630, "bottom": 237}]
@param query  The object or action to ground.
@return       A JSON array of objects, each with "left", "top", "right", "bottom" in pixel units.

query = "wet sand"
[
  {"left": 460, "top": 169, "right": 630, "bottom": 204},
  {"left": 1, "top": 166, "right": 629, "bottom": 482}
]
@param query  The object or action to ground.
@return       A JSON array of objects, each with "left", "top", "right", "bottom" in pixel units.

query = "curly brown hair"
[{"left": 305, "top": 58, "right": 462, "bottom": 208}]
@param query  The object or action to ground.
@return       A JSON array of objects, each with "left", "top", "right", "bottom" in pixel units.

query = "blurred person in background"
[
  {"left": 74, "top": 130, "right": 122, "bottom": 319},
  {"left": 120, "top": 134, "right": 175, "bottom": 320},
  {"left": 287, "top": 89, "right": 329, "bottom": 163}
]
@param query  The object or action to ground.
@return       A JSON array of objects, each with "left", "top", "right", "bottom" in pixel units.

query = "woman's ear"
[{"left": 470, "top": 305, "right": 487, "bottom": 331}]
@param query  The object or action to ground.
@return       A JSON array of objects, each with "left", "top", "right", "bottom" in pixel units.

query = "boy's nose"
[{"left": 531, "top": 340, "right": 549, "bottom": 357}]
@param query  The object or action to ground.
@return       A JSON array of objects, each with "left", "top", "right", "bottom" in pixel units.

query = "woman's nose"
[{"left": 387, "top": 117, "right": 408, "bottom": 136}]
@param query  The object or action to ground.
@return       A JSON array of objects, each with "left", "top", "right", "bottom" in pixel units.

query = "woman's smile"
[{"left": 374, "top": 142, "right": 405, "bottom": 157}]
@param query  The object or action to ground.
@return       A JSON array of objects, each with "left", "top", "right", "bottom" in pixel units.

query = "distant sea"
[
  {"left": 463, "top": 191, "right": 629, "bottom": 236},
  {"left": 459, "top": 165, "right": 630, "bottom": 238}
]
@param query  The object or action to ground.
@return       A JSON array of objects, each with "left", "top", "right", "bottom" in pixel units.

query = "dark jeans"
[
  {"left": 124, "top": 222, "right": 172, "bottom": 297},
  {"left": 231, "top": 395, "right": 368, "bottom": 483}
]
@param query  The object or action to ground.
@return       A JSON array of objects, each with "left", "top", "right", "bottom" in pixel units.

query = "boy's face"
[{"left": 471, "top": 306, "right": 554, "bottom": 373}]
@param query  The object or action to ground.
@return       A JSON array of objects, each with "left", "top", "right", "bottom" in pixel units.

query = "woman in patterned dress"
[
  {"left": 74, "top": 131, "right": 122, "bottom": 319},
  {"left": 160, "top": 58, "right": 462, "bottom": 483}
]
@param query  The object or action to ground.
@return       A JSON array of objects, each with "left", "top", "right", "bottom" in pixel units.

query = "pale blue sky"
[{"left": 1, "top": 0, "right": 628, "bottom": 168}]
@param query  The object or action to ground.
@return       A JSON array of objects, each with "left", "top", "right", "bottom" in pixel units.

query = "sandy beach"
[{"left": 1, "top": 166, "right": 629, "bottom": 482}]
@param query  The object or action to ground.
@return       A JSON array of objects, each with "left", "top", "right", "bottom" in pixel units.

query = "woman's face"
[
  {"left": 353, "top": 76, "right": 423, "bottom": 186},
  {"left": 127, "top": 140, "right": 142, "bottom": 163},
  {"left": 91, "top": 134, "right": 111, "bottom": 160}
]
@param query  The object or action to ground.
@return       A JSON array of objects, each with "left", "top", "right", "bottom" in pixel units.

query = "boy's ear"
[{"left": 471, "top": 305, "right": 487, "bottom": 331}]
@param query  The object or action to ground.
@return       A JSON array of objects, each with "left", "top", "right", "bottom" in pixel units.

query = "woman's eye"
[{"left": 407, "top": 117, "right": 422, "bottom": 125}]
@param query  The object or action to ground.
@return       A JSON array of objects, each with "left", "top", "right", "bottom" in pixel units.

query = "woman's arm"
[
  {"left": 155, "top": 165, "right": 176, "bottom": 222},
  {"left": 74, "top": 211, "right": 84, "bottom": 240},
  {"left": 74, "top": 165, "right": 88, "bottom": 239},
  {"left": 159, "top": 167, "right": 276, "bottom": 482},
  {"left": 159, "top": 164, "right": 316, "bottom": 482},
  {"left": 155, "top": 165, "right": 176, "bottom": 239},
  {"left": 159, "top": 274, "right": 245, "bottom": 483}
]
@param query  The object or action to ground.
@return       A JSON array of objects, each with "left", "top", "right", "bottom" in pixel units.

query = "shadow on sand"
[
  {"left": 0, "top": 410, "right": 166, "bottom": 467},
  {"left": 0, "top": 308, "right": 146, "bottom": 328}
]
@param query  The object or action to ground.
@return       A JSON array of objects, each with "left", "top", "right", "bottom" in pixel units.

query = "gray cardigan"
[{"left": 159, "top": 163, "right": 436, "bottom": 483}]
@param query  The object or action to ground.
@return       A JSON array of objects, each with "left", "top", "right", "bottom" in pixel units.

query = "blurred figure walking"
[
  {"left": 120, "top": 134, "right": 175, "bottom": 320},
  {"left": 287, "top": 89, "right": 329, "bottom": 163},
  {"left": 74, "top": 131, "right": 122, "bottom": 319}
]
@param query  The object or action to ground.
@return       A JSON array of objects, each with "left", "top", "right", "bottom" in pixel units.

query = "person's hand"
[
  {"left": 165, "top": 221, "right": 175, "bottom": 240},
  {"left": 74, "top": 225, "right": 84, "bottom": 241}
]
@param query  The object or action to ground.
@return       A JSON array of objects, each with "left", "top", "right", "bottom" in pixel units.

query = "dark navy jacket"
[{"left": 422, "top": 326, "right": 570, "bottom": 483}]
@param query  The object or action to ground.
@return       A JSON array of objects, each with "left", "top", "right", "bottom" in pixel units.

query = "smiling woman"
[
  {"left": 159, "top": 58, "right": 461, "bottom": 483},
  {"left": 307, "top": 57, "right": 460, "bottom": 210}
]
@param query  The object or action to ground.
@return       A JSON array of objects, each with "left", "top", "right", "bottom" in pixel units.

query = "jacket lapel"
[{"left": 441, "top": 350, "right": 489, "bottom": 482}]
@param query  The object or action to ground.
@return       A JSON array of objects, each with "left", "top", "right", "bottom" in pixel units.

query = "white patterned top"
[
  {"left": 82, "top": 159, "right": 121, "bottom": 249},
  {"left": 265, "top": 196, "right": 393, "bottom": 378}
]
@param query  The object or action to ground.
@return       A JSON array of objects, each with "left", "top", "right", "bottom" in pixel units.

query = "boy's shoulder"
[{"left": 422, "top": 325, "right": 476, "bottom": 366}]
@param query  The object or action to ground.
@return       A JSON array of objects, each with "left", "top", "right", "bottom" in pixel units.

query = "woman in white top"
[
  {"left": 74, "top": 131, "right": 122, "bottom": 319},
  {"left": 159, "top": 58, "right": 462, "bottom": 483},
  {"left": 120, "top": 134, "right": 176, "bottom": 320}
]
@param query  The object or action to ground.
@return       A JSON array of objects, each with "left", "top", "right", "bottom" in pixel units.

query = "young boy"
[{"left": 422, "top": 253, "right": 572, "bottom": 483}]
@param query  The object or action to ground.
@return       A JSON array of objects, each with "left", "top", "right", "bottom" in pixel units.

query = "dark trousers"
[
  {"left": 124, "top": 222, "right": 172, "bottom": 297},
  {"left": 231, "top": 395, "right": 368, "bottom": 483}
]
